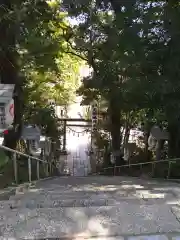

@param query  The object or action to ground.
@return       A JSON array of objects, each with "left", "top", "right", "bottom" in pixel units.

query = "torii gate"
[
  {"left": 58, "top": 118, "right": 92, "bottom": 151},
  {"left": 57, "top": 117, "right": 100, "bottom": 175}
]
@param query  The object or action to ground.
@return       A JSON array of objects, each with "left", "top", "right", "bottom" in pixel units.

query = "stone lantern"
[{"left": 148, "top": 125, "right": 169, "bottom": 160}]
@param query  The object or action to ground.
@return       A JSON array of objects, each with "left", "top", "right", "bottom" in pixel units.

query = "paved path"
[
  {"left": 66, "top": 129, "right": 91, "bottom": 176},
  {"left": 1, "top": 176, "right": 180, "bottom": 239}
]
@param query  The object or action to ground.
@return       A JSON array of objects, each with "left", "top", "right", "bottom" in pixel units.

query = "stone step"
[
  {"left": 7, "top": 198, "right": 132, "bottom": 209},
  {"left": 1, "top": 196, "right": 178, "bottom": 211},
  {"left": 9, "top": 194, "right": 177, "bottom": 208},
  {"left": 10, "top": 193, "right": 95, "bottom": 201},
  {"left": 10, "top": 190, "right": 124, "bottom": 201},
  {"left": 10, "top": 192, "right": 176, "bottom": 201},
  {"left": 10, "top": 187, "right": 148, "bottom": 200},
  {"left": 8, "top": 196, "right": 165, "bottom": 203},
  {"left": 0, "top": 204, "right": 179, "bottom": 239}
]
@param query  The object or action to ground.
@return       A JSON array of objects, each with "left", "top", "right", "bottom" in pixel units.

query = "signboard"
[
  {"left": 21, "top": 125, "right": 41, "bottom": 141},
  {"left": 0, "top": 84, "right": 15, "bottom": 132},
  {"left": 4, "top": 98, "right": 14, "bottom": 126},
  {"left": 0, "top": 84, "right": 15, "bottom": 103},
  {"left": 91, "top": 103, "right": 98, "bottom": 132}
]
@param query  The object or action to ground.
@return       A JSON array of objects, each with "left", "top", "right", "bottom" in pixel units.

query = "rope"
[{"left": 66, "top": 126, "right": 91, "bottom": 135}]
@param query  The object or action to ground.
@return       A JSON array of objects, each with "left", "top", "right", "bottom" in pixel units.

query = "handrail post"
[
  {"left": 167, "top": 161, "right": 172, "bottom": 179},
  {"left": 13, "top": 153, "right": 18, "bottom": 184},
  {"left": 46, "top": 162, "right": 49, "bottom": 176},
  {"left": 140, "top": 164, "right": 142, "bottom": 172},
  {"left": 114, "top": 166, "right": 116, "bottom": 176},
  {"left": 37, "top": 160, "right": 40, "bottom": 180},
  {"left": 151, "top": 162, "right": 155, "bottom": 177},
  {"left": 28, "top": 157, "right": 32, "bottom": 183},
  {"left": 50, "top": 161, "right": 52, "bottom": 176}
]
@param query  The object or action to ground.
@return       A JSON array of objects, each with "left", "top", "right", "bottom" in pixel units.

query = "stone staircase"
[{"left": 1, "top": 176, "right": 180, "bottom": 239}]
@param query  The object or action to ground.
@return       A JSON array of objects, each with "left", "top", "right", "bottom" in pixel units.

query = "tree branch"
[
  {"left": 110, "top": 0, "right": 136, "bottom": 14},
  {"left": 65, "top": 50, "right": 88, "bottom": 62}
]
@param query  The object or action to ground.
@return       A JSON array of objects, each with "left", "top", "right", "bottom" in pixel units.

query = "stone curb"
[
  {"left": 0, "top": 187, "right": 16, "bottom": 200},
  {"left": 0, "top": 176, "right": 55, "bottom": 200}
]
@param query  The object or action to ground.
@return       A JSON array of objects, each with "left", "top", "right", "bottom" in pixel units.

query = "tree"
[
  {"left": 23, "top": 53, "right": 82, "bottom": 141},
  {"left": 0, "top": 0, "right": 61, "bottom": 148},
  {"left": 0, "top": 0, "right": 82, "bottom": 150},
  {"left": 62, "top": 0, "right": 146, "bottom": 164},
  {"left": 62, "top": 0, "right": 180, "bottom": 163}
]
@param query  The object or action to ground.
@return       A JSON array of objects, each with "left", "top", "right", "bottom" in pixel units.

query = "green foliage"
[
  {"left": 24, "top": 103, "right": 60, "bottom": 138},
  {"left": 62, "top": 0, "right": 180, "bottom": 159},
  {"left": 0, "top": 0, "right": 83, "bottom": 150},
  {"left": 2, "top": 0, "right": 180, "bottom": 161},
  {"left": 0, "top": 150, "right": 8, "bottom": 169}
]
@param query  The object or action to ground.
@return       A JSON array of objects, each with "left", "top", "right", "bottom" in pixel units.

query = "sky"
[{"left": 79, "top": 65, "right": 92, "bottom": 78}]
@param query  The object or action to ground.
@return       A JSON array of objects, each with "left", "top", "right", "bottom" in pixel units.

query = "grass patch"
[{"left": 0, "top": 149, "right": 8, "bottom": 169}]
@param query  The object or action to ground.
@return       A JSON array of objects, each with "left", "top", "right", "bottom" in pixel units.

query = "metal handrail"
[
  {"left": 103, "top": 158, "right": 180, "bottom": 170},
  {"left": 0, "top": 145, "right": 47, "bottom": 163},
  {"left": 0, "top": 145, "right": 51, "bottom": 185},
  {"left": 103, "top": 157, "right": 180, "bottom": 179}
]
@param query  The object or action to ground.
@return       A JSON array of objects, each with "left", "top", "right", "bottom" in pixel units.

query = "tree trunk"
[
  {"left": 168, "top": 121, "right": 180, "bottom": 158},
  {"left": 0, "top": 0, "right": 22, "bottom": 150},
  {"left": 109, "top": 97, "right": 123, "bottom": 165},
  {"left": 123, "top": 120, "right": 130, "bottom": 147},
  {"left": 144, "top": 130, "right": 152, "bottom": 162},
  {"left": 155, "top": 139, "right": 165, "bottom": 161},
  {"left": 143, "top": 118, "right": 153, "bottom": 162}
]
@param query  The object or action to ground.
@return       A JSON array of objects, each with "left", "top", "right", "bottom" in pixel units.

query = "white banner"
[{"left": 4, "top": 98, "right": 14, "bottom": 127}]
